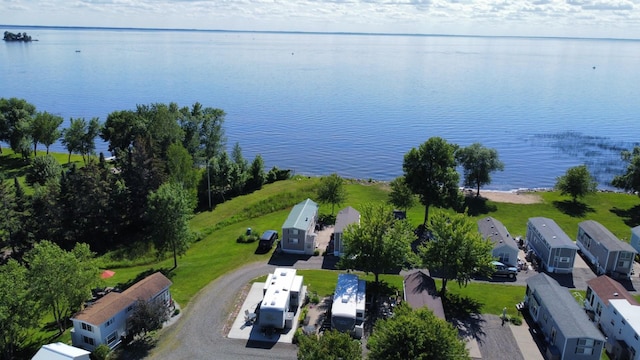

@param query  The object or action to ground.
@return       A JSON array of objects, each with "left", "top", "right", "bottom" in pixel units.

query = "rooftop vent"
[{"left": 614, "top": 292, "right": 619, "bottom": 297}]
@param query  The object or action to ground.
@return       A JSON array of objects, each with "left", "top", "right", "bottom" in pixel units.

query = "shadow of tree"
[
  {"left": 610, "top": 204, "right": 640, "bottom": 228},
  {"left": 464, "top": 196, "right": 497, "bottom": 217},
  {"left": 552, "top": 200, "right": 595, "bottom": 218},
  {"left": 443, "top": 293, "right": 483, "bottom": 321},
  {"left": 112, "top": 335, "right": 158, "bottom": 360}
]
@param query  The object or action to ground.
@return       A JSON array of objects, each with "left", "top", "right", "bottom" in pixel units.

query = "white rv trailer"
[
  {"left": 331, "top": 273, "right": 366, "bottom": 338},
  {"left": 259, "top": 268, "right": 304, "bottom": 329}
]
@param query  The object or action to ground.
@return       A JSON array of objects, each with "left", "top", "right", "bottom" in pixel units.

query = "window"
[
  {"left": 620, "top": 252, "right": 633, "bottom": 260},
  {"left": 106, "top": 331, "right": 118, "bottom": 346},
  {"left": 127, "top": 305, "right": 133, "bottom": 312},
  {"left": 289, "top": 237, "right": 298, "bottom": 244},
  {"left": 618, "top": 260, "right": 630, "bottom": 268},
  {"left": 83, "top": 336, "right": 95, "bottom": 346},
  {"left": 291, "top": 229, "right": 299, "bottom": 235},
  {"left": 634, "top": 333, "right": 638, "bottom": 341},
  {"left": 559, "top": 257, "right": 570, "bottom": 263},
  {"left": 543, "top": 313, "right": 548, "bottom": 323},
  {"left": 105, "top": 318, "right": 115, "bottom": 327},
  {"left": 81, "top": 323, "right": 93, "bottom": 332},
  {"left": 550, "top": 328, "right": 557, "bottom": 346},
  {"left": 576, "top": 338, "right": 595, "bottom": 355}
]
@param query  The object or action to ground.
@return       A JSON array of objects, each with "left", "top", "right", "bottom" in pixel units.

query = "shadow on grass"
[
  {"left": 464, "top": 196, "right": 497, "bottom": 217},
  {"left": 552, "top": 200, "right": 595, "bottom": 218},
  {"left": 610, "top": 204, "right": 640, "bottom": 228},
  {"left": 0, "top": 154, "right": 29, "bottom": 178},
  {"left": 444, "top": 293, "right": 486, "bottom": 342}
]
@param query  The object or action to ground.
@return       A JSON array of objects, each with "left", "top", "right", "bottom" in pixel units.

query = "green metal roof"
[{"left": 282, "top": 198, "right": 318, "bottom": 230}]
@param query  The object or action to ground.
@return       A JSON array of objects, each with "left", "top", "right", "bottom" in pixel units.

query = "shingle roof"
[
  {"left": 579, "top": 220, "right": 636, "bottom": 253},
  {"left": 403, "top": 271, "right": 446, "bottom": 320},
  {"left": 282, "top": 198, "right": 318, "bottom": 230},
  {"left": 72, "top": 272, "right": 172, "bottom": 326},
  {"left": 586, "top": 275, "right": 639, "bottom": 306},
  {"left": 477, "top": 217, "right": 518, "bottom": 251},
  {"left": 528, "top": 217, "right": 578, "bottom": 249},
  {"left": 527, "top": 273, "right": 603, "bottom": 340},
  {"left": 334, "top": 207, "right": 360, "bottom": 233}
]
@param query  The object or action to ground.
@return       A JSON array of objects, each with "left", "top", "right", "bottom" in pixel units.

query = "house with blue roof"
[
  {"left": 525, "top": 273, "right": 604, "bottom": 360},
  {"left": 281, "top": 198, "right": 319, "bottom": 254}
]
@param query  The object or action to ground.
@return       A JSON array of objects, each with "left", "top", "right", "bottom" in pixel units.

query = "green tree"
[
  {"left": 61, "top": 117, "right": 86, "bottom": 163},
  {"left": 338, "top": 203, "right": 415, "bottom": 285},
  {"left": 146, "top": 182, "right": 194, "bottom": 269},
  {"left": 0, "top": 98, "right": 36, "bottom": 156},
  {"left": 200, "top": 107, "right": 227, "bottom": 161},
  {"left": 418, "top": 212, "right": 494, "bottom": 296},
  {"left": 29, "top": 111, "right": 63, "bottom": 155},
  {"left": 81, "top": 117, "right": 101, "bottom": 163},
  {"left": 25, "top": 154, "right": 63, "bottom": 186},
  {"left": 388, "top": 176, "right": 415, "bottom": 212},
  {"left": 100, "top": 109, "right": 146, "bottom": 154},
  {"left": 403, "top": 137, "right": 461, "bottom": 227},
  {"left": 367, "top": 303, "right": 469, "bottom": 360},
  {"left": 0, "top": 260, "right": 39, "bottom": 359},
  {"left": 127, "top": 297, "right": 170, "bottom": 338},
  {"left": 245, "top": 154, "right": 266, "bottom": 193},
  {"left": 230, "top": 142, "right": 248, "bottom": 196},
  {"left": 612, "top": 146, "right": 640, "bottom": 197},
  {"left": 555, "top": 165, "right": 597, "bottom": 203},
  {"left": 297, "top": 330, "right": 362, "bottom": 360},
  {"left": 0, "top": 176, "right": 19, "bottom": 253},
  {"left": 135, "top": 103, "right": 183, "bottom": 159},
  {"left": 455, "top": 143, "right": 504, "bottom": 197},
  {"left": 26, "top": 241, "right": 98, "bottom": 333},
  {"left": 166, "top": 142, "right": 198, "bottom": 204},
  {"left": 317, "top": 173, "right": 347, "bottom": 215}
]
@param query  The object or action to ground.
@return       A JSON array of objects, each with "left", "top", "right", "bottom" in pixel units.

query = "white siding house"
[
  {"left": 281, "top": 199, "right": 319, "bottom": 255},
  {"left": 577, "top": 220, "right": 636, "bottom": 278},
  {"left": 585, "top": 275, "right": 640, "bottom": 360},
  {"left": 331, "top": 273, "right": 366, "bottom": 339},
  {"left": 70, "top": 272, "right": 172, "bottom": 351},
  {"left": 526, "top": 217, "right": 578, "bottom": 273},
  {"left": 477, "top": 216, "right": 519, "bottom": 266},
  {"left": 333, "top": 207, "right": 360, "bottom": 256}
]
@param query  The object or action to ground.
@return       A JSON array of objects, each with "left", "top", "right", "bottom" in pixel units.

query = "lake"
[{"left": 1, "top": 26, "right": 639, "bottom": 190}]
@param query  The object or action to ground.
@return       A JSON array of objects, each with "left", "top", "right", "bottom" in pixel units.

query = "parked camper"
[
  {"left": 260, "top": 268, "right": 304, "bottom": 330},
  {"left": 331, "top": 273, "right": 366, "bottom": 338}
]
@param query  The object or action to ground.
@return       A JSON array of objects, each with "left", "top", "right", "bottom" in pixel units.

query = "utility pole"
[{"left": 206, "top": 158, "right": 212, "bottom": 210}]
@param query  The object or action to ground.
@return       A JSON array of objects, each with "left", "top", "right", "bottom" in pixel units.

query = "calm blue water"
[{"left": 2, "top": 27, "right": 639, "bottom": 190}]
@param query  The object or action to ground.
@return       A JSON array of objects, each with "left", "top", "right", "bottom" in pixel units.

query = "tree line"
[{"left": 0, "top": 98, "right": 291, "bottom": 259}]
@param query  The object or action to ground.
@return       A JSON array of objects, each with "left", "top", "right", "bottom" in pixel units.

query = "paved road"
[{"left": 146, "top": 262, "right": 296, "bottom": 360}]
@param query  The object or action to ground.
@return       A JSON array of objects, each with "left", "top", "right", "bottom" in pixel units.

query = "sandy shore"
[{"left": 475, "top": 190, "right": 543, "bottom": 204}]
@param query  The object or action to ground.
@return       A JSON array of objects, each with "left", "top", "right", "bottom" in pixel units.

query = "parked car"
[
  {"left": 259, "top": 230, "right": 279, "bottom": 250},
  {"left": 492, "top": 261, "right": 518, "bottom": 279}
]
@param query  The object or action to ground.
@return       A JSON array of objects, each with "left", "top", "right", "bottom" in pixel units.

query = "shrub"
[
  {"left": 313, "top": 249, "right": 320, "bottom": 256},
  {"left": 309, "top": 292, "right": 320, "bottom": 304},
  {"left": 91, "top": 344, "right": 111, "bottom": 360},
  {"left": 26, "top": 155, "right": 62, "bottom": 186},
  {"left": 510, "top": 316, "right": 522, "bottom": 325},
  {"left": 236, "top": 233, "right": 260, "bottom": 243},
  {"left": 173, "top": 308, "right": 180, "bottom": 317}
]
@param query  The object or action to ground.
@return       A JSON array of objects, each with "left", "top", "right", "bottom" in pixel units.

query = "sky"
[{"left": 2, "top": 0, "right": 640, "bottom": 39}]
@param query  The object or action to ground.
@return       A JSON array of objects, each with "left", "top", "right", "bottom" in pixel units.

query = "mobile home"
[
  {"left": 259, "top": 268, "right": 304, "bottom": 329},
  {"left": 577, "top": 220, "right": 636, "bottom": 278},
  {"left": 331, "top": 273, "right": 366, "bottom": 338},
  {"left": 281, "top": 199, "right": 319, "bottom": 255},
  {"left": 477, "top": 216, "right": 519, "bottom": 266},
  {"left": 526, "top": 217, "right": 578, "bottom": 274},
  {"left": 333, "top": 207, "right": 360, "bottom": 256}
]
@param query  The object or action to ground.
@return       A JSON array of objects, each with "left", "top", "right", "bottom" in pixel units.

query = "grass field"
[{"left": 2, "top": 149, "right": 640, "bottom": 356}]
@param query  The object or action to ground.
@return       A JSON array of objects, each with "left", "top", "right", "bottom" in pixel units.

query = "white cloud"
[{"left": 2, "top": 0, "right": 640, "bottom": 38}]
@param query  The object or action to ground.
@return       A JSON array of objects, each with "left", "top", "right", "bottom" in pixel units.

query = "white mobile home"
[
  {"left": 281, "top": 199, "right": 319, "bottom": 255},
  {"left": 477, "top": 216, "right": 519, "bottom": 266},
  {"left": 333, "top": 207, "right": 360, "bottom": 256},
  {"left": 259, "top": 268, "right": 304, "bottom": 329},
  {"left": 577, "top": 220, "right": 636, "bottom": 278},
  {"left": 32, "top": 343, "right": 90, "bottom": 360},
  {"left": 526, "top": 217, "right": 578, "bottom": 274},
  {"left": 331, "top": 273, "right": 366, "bottom": 339}
]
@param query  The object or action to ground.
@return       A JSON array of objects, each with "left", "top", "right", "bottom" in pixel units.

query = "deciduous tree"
[
  {"left": 127, "top": 298, "right": 170, "bottom": 338},
  {"left": 0, "top": 260, "right": 38, "bottom": 359},
  {"left": 418, "top": 212, "right": 494, "bottom": 296},
  {"left": 456, "top": 143, "right": 504, "bottom": 197},
  {"left": 388, "top": 176, "right": 415, "bottom": 212},
  {"left": 30, "top": 111, "right": 63, "bottom": 155},
  {"left": 146, "top": 182, "right": 194, "bottom": 269},
  {"left": 61, "top": 117, "right": 86, "bottom": 163},
  {"left": 297, "top": 329, "right": 362, "bottom": 360},
  {"left": 26, "top": 241, "right": 98, "bottom": 334},
  {"left": 338, "top": 203, "right": 415, "bottom": 285},
  {"left": 403, "top": 137, "right": 461, "bottom": 227},
  {"left": 316, "top": 173, "right": 347, "bottom": 215},
  {"left": 555, "top": 165, "right": 597, "bottom": 202},
  {"left": 0, "top": 98, "right": 36, "bottom": 156},
  {"left": 367, "top": 303, "right": 469, "bottom": 360},
  {"left": 612, "top": 146, "right": 640, "bottom": 197}
]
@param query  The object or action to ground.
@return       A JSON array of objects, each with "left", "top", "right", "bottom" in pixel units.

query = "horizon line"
[{"left": 2, "top": 24, "right": 639, "bottom": 42}]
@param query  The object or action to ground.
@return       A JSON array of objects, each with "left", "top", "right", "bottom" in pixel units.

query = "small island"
[{"left": 3, "top": 31, "right": 34, "bottom": 42}]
